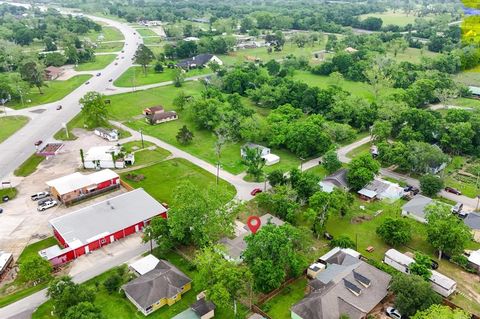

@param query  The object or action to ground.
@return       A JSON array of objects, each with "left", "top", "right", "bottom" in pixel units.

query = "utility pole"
[{"left": 139, "top": 129, "right": 144, "bottom": 149}]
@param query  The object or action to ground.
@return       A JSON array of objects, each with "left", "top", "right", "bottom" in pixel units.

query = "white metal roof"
[
  {"left": 262, "top": 153, "right": 280, "bottom": 162},
  {"left": 130, "top": 254, "right": 160, "bottom": 275},
  {"left": 49, "top": 189, "right": 167, "bottom": 247},
  {"left": 431, "top": 270, "right": 456, "bottom": 290},
  {"left": 84, "top": 146, "right": 120, "bottom": 162},
  {"left": 469, "top": 249, "right": 480, "bottom": 266},
  {"left": 46, "top": 169, "right": 119, "bottom": 195},
  {"left": 358, "top": 188, "right": 377, "bottom": 198},
  {"left": 385, "top": 249, "right": 414, "bottom": 267},
  {"left": 0, "top": 251, "right": 12, "bottom": 271}
]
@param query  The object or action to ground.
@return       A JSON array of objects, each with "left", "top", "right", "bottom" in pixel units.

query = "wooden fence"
[{"left": 120, "top": 179, "right": 134, "bottom": 191}]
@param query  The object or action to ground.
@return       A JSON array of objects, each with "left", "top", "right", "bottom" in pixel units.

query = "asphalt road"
[{"left": 0, "top": 11, "right": 141, "bottom": 182}]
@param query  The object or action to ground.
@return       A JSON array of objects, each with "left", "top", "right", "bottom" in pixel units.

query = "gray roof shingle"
[{"left": 123, "top": 260, "right": 191, "bottom": 309}]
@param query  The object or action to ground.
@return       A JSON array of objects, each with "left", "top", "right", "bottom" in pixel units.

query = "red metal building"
[{"left": 39, "top": 188, "right": 167, "bottom": 265}]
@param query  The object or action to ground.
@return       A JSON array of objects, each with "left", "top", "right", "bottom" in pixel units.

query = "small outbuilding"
[
  {"left": 0, "top": 251, "right": 13, "bottom": 277},
  {"left": 44, "top": 66, "right": 64, "bottom": 80},
  {"left": 94, "top": 128, "right": 119, "bottom": 142}
]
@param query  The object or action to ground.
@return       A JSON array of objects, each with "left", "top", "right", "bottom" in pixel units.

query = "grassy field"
[
  {"left": 0, "top": 116, "right": 29, "bottom": 143},
  {"left": 293, "top": 70, "right": 376, "bottom": 100},
  {"left": 447, "top": 97, "right": 480, "bottom": 110},
  {"left": 32, "top": 250, "right": 246, "bottom": 319},
  {"left": 7, "top": 75, "right": 92, "bottom": 109},
  {"left": 218, "top": 42, "right": 326, "bottom": 66},
  {"left": 113, "top": 66, "right": 211, "bottom": 87},
  {"left": 121, "top": 140, "right": 171, "bottom": 166},
  {"left": 143, "top": 37, "right": 163, "bottom": 45},
  {"left": 387, "top": 47, "right": 438, "bottom": 64},
  {"left": 96, "top": 41, "right": 125, "bottom": 53},
  {"left": 14, "top": 154, "right": 45, "bottom": 177},
  {"left": 146, "top": 45, "right": 164, "bottom": 56},
  {"left": 262, "top": 278, "right": 307, "bottom": 319},
  {"left": 454, "top": 65, "right": 480, "bottom": 86},
  {"left": 84, "top": 26, "right": 124, "bottom": 42},
  {"left": 136, "top": 28, "right": 158, "bottom": 37},
  {"left": 346, "top": 141, "right": 372, "bottom": 159},
  {"left": 75, "top": 55, "right": 117, "bottom": 71},
  {"left": 444, "top": 156, "right": 480, "bottom": 199},
  {"left": 0, "top": 237, "right": 57, "bottom": 308},
  {"left": 120, "top": 158, "right": 236, "bottom": 204},
  {"left": 358, "top": 10, "right": 431, "bottom": 27}
]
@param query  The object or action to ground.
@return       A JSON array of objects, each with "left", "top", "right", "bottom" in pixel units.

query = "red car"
[
  {"left": 250, "top": 188, "right": 262, "bottom": 196},
  {"left": 34, "top": 140, "right": 43, "bottom": 146},
  {"left": 445, "top": 187, "right": 462, "bottom": 196}
]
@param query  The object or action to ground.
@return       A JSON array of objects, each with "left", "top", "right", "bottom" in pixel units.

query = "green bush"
[{"left": 103, "top": 274, "right": 122, "bottom": 293}]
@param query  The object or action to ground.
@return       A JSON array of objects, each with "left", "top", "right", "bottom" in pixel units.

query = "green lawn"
[
  {"left": 387, "top": 47, "right": 438, "bottom": 64},
  {"left": 32, "top": 251, "right": 247, "bottom": 319},
  {"left": 84, "top": 26, "right": 124, "bottom": 42},
  {"left": 447, "top": 97, "right": 480, "bottom": 111},
  {"left": 358, "top": 10, "right": 432, "bottom": 27},
  {"left": 121, "top": 140, "right": 171, "bottom": 166},
  {"left": 0, "top": 187, "right": 17, "bottom": 200},
  {"left": 14, "top": 154, "right": 45, "bottom": 177},
  {"left": 75, "top": 55, "right": 117, "bottom": 71},
  {"left": 0, "top": 237, "right": 57, "bottom": 308},
  {"left": 96, "top": 41, "right": 125, "bottom": 53},
  {"left": 114, "top": 66, "right": 211, "bottom": 87},
  {"left": 0, "top": 116, "right": 29, "bottom": 143},
  {"left": 143, "top": 37, "right": 163, "bottom": 45},
  {"left": 147, "top": 45, "right": 164, "bottom": 57},
  {"left": 136, "top": 28, "right": 158, "bottom": 37},
  {"left": 261, "top": 278, "right": 307, "bottom": 319},
  {"left": 218, "top": 42, "right": 326, "bottom": 66},
  {"left": 7, "top": 76, "right": 92, "bottom": 109},
  {"left": 305, "top": 165, "right": 328, "bottom": 179},
  {"left": 292, "top": 71, "right": 378, "bottom": 101},
  {"left": 444, "top": 156, "right": 480, "bottom": 199},
  {"left": 120, "top": 158, "right": 236, "bottom": 204}
]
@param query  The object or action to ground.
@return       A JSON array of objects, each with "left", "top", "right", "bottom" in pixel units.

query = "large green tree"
[
  {"left": 242, "top": 146, "right": 265, "bottom": 181},
  {"left": 376, "top": 218, "right": 412, "bottom": 247},
  {"left": 243, "top": 224, "right": 307, "bottom": 293},
  {"left": 161, "top": 181, "right": 237, "bottom": 247},
  {"left": 419, "top": 174, "right": 444, "bottom": 197},
  {"left": 411, "top": 304, "right": 470, "bottom": 319},
  {"left": 20, "top": 61, "right": 45, "bottom": 93},
  {"left": 134, "top": 44, "right": 155, "bottom": 75},
  {"left": 346, "top": 154, "right": 380, "bottom": 191},
  {"left": 64, "top": 302, "right": 104, "bottom": 319},
  {"left": 410, "top": 252, "right": 433, "bottom": 281},
  {"left": 322, "top": 150, "right": 342, "bottom": 174},
  {"left": 19, "top": 255, "right": 52, "bottom": 283},
  {"left": 425, "top": 203, "right": 472, "bottom": 260},
  {"left": 47, "top": 276, "right": 96, "bottom": 318},
  {"left": 79, "top": 92, "right": 109, "bottom": 128},
  {"left": 390, "top": 274, "right": 442, "bottom": 318},
  {"left": 195, "top": 246, "right": 252, "bottom": 314}
]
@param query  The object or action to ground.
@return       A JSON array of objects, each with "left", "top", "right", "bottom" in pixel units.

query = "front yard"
[
  {"left": 113, "top": 66, "right": 211, "bottom": 87},
  {"left": 0, "top": 116, "right": 29, "bottom": 143}
]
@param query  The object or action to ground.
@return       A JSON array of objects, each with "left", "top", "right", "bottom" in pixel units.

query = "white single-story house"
[
  {"left": 358, "top": 178, "right": 404, "bottom": 202},
  {"left": 384, "top": 249, "right": 457, "bottom": 297},
  {"left": 84, "top": 145, "right": 134, "bottom": 169},
  {"left": 241, "top": 143, "right": 280, "bottom": 166},
  {"left": 468, "top": 249, "right": 480, "bottom": 273},
  {"left": 94, "top": 128, "right": 119, "bottom": 142}
]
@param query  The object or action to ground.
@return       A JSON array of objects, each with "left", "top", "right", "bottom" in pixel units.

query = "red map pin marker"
[{"left": 247, "top": 216, "right": 261, "bottom": 234}]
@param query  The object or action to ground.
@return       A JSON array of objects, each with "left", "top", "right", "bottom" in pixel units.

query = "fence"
[
  {"left": 256, "top": 275, "right": 306, "bottom": 305},
  {"left": 251, "top": 305, "right": 273, "bottom": 319},
  {"left": 120, "top": 179, "right": 134, "bottom": 191}
]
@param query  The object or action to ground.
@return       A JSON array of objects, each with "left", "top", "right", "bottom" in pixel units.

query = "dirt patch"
[
  {"left": 124, "top": 173, "right": 145, "bottom": 182},
  {"left": 351, "top": 215, "right": 373, "bottom": 224}
]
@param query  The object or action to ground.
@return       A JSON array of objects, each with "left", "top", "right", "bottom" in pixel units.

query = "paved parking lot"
[{"left": 0, "top": 129, "right": 129, "bottom": 258}]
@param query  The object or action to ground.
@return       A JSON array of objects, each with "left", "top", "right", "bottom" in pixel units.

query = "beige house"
[{"left": 143, "top": 106, "right": 178, "bottom": 125}]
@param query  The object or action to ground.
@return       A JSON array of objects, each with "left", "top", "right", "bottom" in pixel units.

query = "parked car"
[
  {"left": 85, "top": 81, "right": 90, "bottom": 85},
  {"left": 114, "top": 62, "right": 118, "bottom": 65},
  {"left": 31, "top": 191, "right": 49, "bottom": 201},
  {"left": 250, "top": 188, "right": 262, "bottom": 196},
  {"left": 458, "top": 210, "right": 470, "bottom": 219},
  {"left": 430, "top": 259, "right": 439, "bottom": 270},
  {"left": 2, "top": 195, "right": 9, "bottom": 202},
  {"left": 445, "top": 187, "right": 462, "bottom": 195},
  {"left": 386, "top": 307, "right": 402, "bottom": 319},
  {"left": 34, "top": 140, "right": 43, "bottom": 146},
  {"left": 38, "top": 200, "right": 57, "bottom": 211},
  {"left": 38, "top": 197, "right": 53, "bottom": 206},
  {"left": 452, "top": 202, "right": 463, "bottom": 214},
  {"left": 323, "top": 232, "right": 334, "bottom": 240},
  {"left": 121, "top": 50, "right": 124, "bottom": 53},
  {"left": 108, "top": 78, "right": 113, "bottom": 82},
  {"left": 0, "top": 208, "right": 3, "bottom": 214},
  {"left": 56, "top": 105, "right": 62, "bottom": 110}
]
